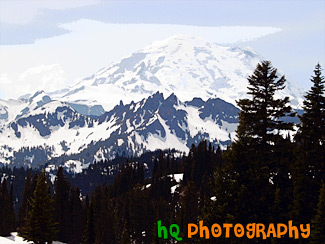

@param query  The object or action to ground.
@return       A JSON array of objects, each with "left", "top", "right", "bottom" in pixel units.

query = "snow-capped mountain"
[
  {"left": 0, "top": 92, "right": 239, "bottom": 167},
  {"left": 50, "top": 35, "right": 303, "bottom": 111},
  {"left": 0, "top": 35, "right": 304, "bottom": 168}
]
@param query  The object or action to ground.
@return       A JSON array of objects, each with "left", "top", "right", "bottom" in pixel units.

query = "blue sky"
[{"left": 0, "top": 0, "right": 324, "bottom": 99}]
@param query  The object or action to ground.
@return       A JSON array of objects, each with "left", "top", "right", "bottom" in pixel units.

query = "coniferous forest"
[{"left": 0, "top": 61, "right": 324, "bottom": 243}]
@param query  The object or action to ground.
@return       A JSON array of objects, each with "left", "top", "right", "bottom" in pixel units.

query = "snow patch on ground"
[
  {"left": 168, "top": 173, "right": 184, "bottom": 183},
  {"left": 64, "top": 160, "right": 86, "bottom": 174},
  {"left": 171, "top": 184, "right": 179, "bottom": 194},
  {"left": 0, "top": 233, "right": 65, "bottom": 244}
]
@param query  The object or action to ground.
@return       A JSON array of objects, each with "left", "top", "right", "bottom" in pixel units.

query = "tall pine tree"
[
  {"left": 236, "top": 60, "right": 294, "bottom": 152},
  {"left": 296, "top": 63, "right": 325, "bottom": 151},
  {"left": 311, "top": 181, "right": 325, "bottom": 243},
  {"left": 54, "top": 167, "right": 71, "bottom": 243},
  {"left": 20, "top": 171, "right": 57, "bottom": 244},
  {"left": 293, "top": 63, "right": 325, "bottom": 223},
  {"left": 83, "top": 202, "right": 95, "bottom": 244},
  {"left": 296, "top": 63, "right": 324, "bottom": 180},
  {"left": 0, "top": 178, "right": 16, "bottom": 236},
  {"left": 69, "top": 187, "right": 86, "bottom": 244},
  {"left": 18, "top": 172, "right": 32, "bottom": 229},
  {"left": 212, "top": 61, "right": 295, "bottom": 228}
]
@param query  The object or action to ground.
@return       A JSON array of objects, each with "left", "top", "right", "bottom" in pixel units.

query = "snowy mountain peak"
[
  {"left": 29, "top": 90, "right": 46, "bottom": 102},
  {"left": 145, "top": 34, "right": 211, "bottom": 51},
  {"left": 52, "top": 35, "right": 303, "bottom": 111}
]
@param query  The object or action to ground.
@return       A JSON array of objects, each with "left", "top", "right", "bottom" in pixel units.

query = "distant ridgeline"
[{"left": 0, "top": 91, "right": 302, "bottom": 169}]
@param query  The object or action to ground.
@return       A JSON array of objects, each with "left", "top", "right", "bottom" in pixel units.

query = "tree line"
[{"left": 0, "top": 61, "right": 324, "bottom": 243}]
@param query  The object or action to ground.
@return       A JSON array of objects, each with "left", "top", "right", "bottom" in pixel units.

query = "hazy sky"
[{"left": 0, "top": 0, "right": 324, "bottom": 99}]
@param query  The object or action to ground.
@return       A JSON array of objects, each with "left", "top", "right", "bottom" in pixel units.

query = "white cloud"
[
  {"left": 0, "top": 73, "right": 14, "bottom": 98},
  {"left": 19, "top": 64, "right": 66, "bottom": 91},
  {"left": 0, "top": 73, "right": 11, "bottom": 85},
  {"left": 0, "top": 0, "right": 100, "bottom": 25},
  {"left": 0, "top": 64, "right": 66, "bottom": 99}
]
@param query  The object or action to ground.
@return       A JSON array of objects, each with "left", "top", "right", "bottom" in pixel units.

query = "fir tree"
[
  {"left": 236, "top": 60, "right": 294, "bottom": 152},
  {"left": 53, "top": 167, "right": 71, "bottom": 242},
  {"left": 0, "top": 178, "right": 16, "bottom": 236},
  {"left": 18, "top": 172, "right": 32, "bottom": 228},
  {"left": 177, "top": 181, "right": 199, "bottom": 241},
  {"left": 120, "top": 221, "right": 130, "bottom": 244},
  {"left": 20, "top": 171, "right": 57, "bottom": 244},
  {"left": 293, "top": 63, "right": 325, "bottom": 223},
  {"left": 311, "top": 181, "right": 325, "bottom": 243},
  {"left": 297, "top": 63, "right": 325, "bottom": 151},
  {"left": 296, "top": 63, "right": 325, "bottom": 180},
  {"left": 210, "top": 61, "right": 295, "bottom": 232},
  {"left": 83, "top": 202, "right": 95, "bottom": 244},
  {"left": 69, "top": 187, "right": 86, "bottom": 244}
]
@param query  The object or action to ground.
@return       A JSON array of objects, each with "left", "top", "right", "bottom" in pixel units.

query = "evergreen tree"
[
  {"left": 83, "top": 202, "right": 95, "bottom": 244},
  {"left": 209, "top": 61, "right": 295, "bottom": 235},
  {"left": 293, "top": 63, "right": 325, "bottom": 223},
  {"left": 311, "top": 181, "right": 325, "bottom": 243},
  {"left": 177, "top": 181, "right": 199, "bottom": 242},
  {"left": 20, "top": 171, "right": 57, "bottom": 244},
  {"left": 236, "top": 60, "right": 294, "bottom": 152},
  {"left": 18, "top": 172, "right": 32, "bottom": 228},
  {"left": 53, "top": 167, "right": 71, "bottom": 242},
  {"left": 120, "top": 221, "right": 130, "bottom": 244},
  {"left": 297, "top": 63, "right": 325, "bottom": 151},
  {"left": 96, "top": 192, "right": 116, "bottom": 244},
  {"left": 235, "top": 61, "right": 294, "bottom": 165},
  {"left": 17, "top": 172, "right": 39, "bottom": 231},
  {"left": 271, "top": 135, "right": 295, "bottom": 222},
  {"left": 69, "top": 187, "right": 86, "bottom": 244},
  {"left": 296, "top": 63, "right": 325, "bottom": 181},
  {"left": 0, "top": 178, "right": 16, "bottom": 236}
]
